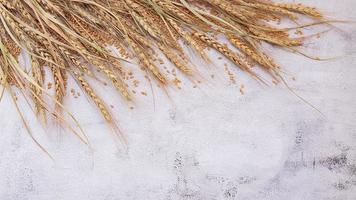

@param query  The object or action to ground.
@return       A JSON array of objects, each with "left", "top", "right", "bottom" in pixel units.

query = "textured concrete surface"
[{"left": 0, "top": 0, "right": 356, "bottom": 199}]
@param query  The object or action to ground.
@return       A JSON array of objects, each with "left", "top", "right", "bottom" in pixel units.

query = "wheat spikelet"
[
  {"left": 275, "top": 3, "right": 322, "bottom": 18},
  {"left": 228, "top": 35, "right": 277, "bottom": 69},
  {"left": 194, "top": 32, "right": 253, "bottom": 74},
  {"left": 74, "top": 72, "right": 112, "bottom": 122},
  {"left": 157, "top": 42, "right": 192, "bottom": 75},
  {"left": 51, "top": 65, "right": 65, "bottom": 106}
]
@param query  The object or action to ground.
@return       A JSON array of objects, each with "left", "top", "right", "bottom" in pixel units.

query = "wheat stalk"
[{"left": 0, "top": 0, "right": 331, "bottom": 145}]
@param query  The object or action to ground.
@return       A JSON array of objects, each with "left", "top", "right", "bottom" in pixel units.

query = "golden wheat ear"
[{"left": 0, "top": 0, "right": 333, "bottom": 144}]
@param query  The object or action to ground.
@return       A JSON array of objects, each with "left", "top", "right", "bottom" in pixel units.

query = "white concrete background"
[{"left": 0, "top": 0, "right": 356, "bottom": 199}]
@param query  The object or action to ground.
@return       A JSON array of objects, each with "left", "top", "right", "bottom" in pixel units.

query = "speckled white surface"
[{"left": 0, "top": 1, "right": 356, "bottom": 199}]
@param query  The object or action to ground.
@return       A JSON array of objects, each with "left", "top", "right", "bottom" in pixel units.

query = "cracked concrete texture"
[{"left": 0, "top": 0, "right": 356, "bottom": 199}]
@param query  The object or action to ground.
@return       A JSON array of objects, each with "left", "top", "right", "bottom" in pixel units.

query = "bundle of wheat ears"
[{"left": 0, "top": 0, "right": 329, "bottom": 143}]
